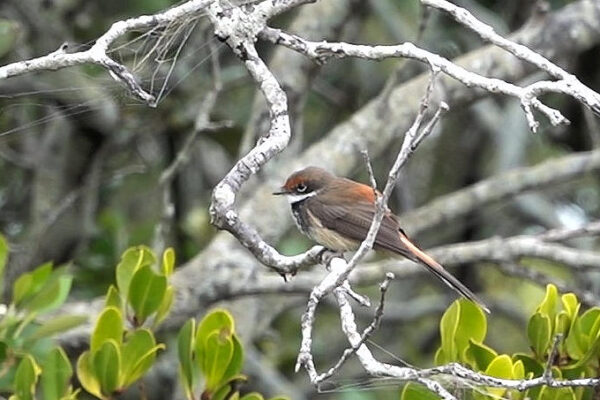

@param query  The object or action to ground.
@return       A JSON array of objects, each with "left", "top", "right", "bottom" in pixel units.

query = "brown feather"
[{"left": 305, "top": 181, "right": 489, "bottom": 313}]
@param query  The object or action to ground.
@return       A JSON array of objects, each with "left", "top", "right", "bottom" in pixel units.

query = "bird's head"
[{"left": 273, "top": 166, "right": 335, "bottom": 203}]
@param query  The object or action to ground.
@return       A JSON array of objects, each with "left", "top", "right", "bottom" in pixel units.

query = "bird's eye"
[{"left": 296, "top": 183, "right": 307, "bottom": 193}]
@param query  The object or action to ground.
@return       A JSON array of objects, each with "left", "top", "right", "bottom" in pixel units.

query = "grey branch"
[
  {"left": 0, "top": 0, "right": 221, "bottom": 104},
  {"left": 259, "top": 26, "right": 589, "bottom": 133}
]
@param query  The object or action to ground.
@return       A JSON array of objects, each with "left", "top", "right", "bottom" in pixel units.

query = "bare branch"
[
  {"left": 422, "top": 0, "right": 600, "bottom": 118},
  {"left": 259, "top": 26, "right": 586, "bottom": 132},
  {"left": 0, "top": 0, "right": 220, "bottom": 104}
]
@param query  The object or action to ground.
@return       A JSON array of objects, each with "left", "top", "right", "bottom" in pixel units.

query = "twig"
[
  {"left": 295, "top": 70, "right": 445, "bottom": 379},
  {"left": 544, "top": 334, "right": 562, "bottom": 383},
  {"left": 258, "top": 26, "right": 589, "bottom": 132},
  {"left": 316, "top": 272, "right": 395, "bottom": 384}
]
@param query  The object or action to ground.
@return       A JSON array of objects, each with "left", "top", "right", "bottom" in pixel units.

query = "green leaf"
[
  {"left": 555, "top": 312, "right": 570, "bottom": 336},
  {"left": 565, "top": 308, "right": 600, "bottom": 362},
  {"left": 465, "top": 339, "right": 497, "bottom": 371},
  {"left": 240, "top": 393, "right": 264, "bottom": 400},
  {"left": 212, "top": 384, "right": 233, "bottom": 400},
  {"left": 196, "top": 309, "right": 236, "bottom": 376},
  {"left": 0, "top": 19, "right": 19, "bottom": 59},
  {"left": 24, "top": 273, "right": 73, "bottom": 313},
  {"left": 116, "top": 246, "right": 155, "bottom": 301},
  {"left": 91, "top": 307, "right": 123, "bottom": 353},
  {"left": 28, "top": 314, "right": 87, "bottom": 340},
  {"left": 0, "top": 234, "right": 8, "bottom": 293},
  {"left": 537, "top": 284, "right": 559, "bottom": 320},
  {"left": 512, "top": 353, "right": 544, "bottom": 377},
  {"left": 439, "top": 299, "right": 486, "bottom": 363},
  {"left": 41, "top": 347, "right": 72, "bottom": 400},
  {"left": 220, "top": 334, "right": 244, "bottom": 384},
  {"left": 539, "top": 386, "right": 576, "bottom": 400},
  {"left": 153, "top": 285, "right": 174, "bottom": 328},
  {"left": 202, "top": 331, "right": 234, "bottom": 391},
  {"left": 562, "top": 293, "right": 579, "bottom": 321},
  {"left": 400, "top": 382, "right": 441, "bottom": 400},
  {"left": 14, "top": 354, "right": 41, "bottom": 400},
  {"left": 481, "top": 355, "right": 513, "bottom": 399},
  {"left": 128, "top": 265, "right": 167, "bottom": 325},
  {"left": 105, "top": 285, "right": 121, "bottom": 310},
  {"left": 512, "top": 360, "right": 525, "bottom": 379},
  {"left": 121, "top": 329, "right": 164, "bottom": 386},
  {"left": 439, "top": 301, "right": 460, "bottom": 360},
  {"left": 13, "top": 262, "right": 52, "bottom": 306},
  {"left": 92, "top": 340, "right": 121, "bottom": 396},
  {"left": 162, "top": 247, "right": 175, "bottom": 276},
  {"left": 528, "top": 312, "right": 552, "bottom": 359},
  {"left": 434, "top": 347, "right": 446, "bottom": 366},
  {"left": 178, "top": 319, "right": 196, "bottom": 399},
  {"left": 76, "top": 351, "right": 103, "bottom": 399}
]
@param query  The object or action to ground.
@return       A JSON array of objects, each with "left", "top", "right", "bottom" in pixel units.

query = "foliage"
[
  {"left": 401, "top": 284, "right": 600, "bottom": 399},
  {"left": 0, "top": 234, "right": 83, "bottom": 399},
  {"left": 177, "top": 310, "right": 288, "bottom": 400},
  {"left": 0, "top": 239, "right": 288, "bottom": 400},
  {"left": 76, "top": 245, "right": 172, "bottom": 399}
]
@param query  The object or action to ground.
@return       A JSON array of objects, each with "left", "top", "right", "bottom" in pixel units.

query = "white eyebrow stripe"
[{"left": 286, "top": 189, "right": 320, "bottom": 204}]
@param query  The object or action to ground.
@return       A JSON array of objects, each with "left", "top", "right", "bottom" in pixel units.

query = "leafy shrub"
[{"left": 402, "top": 284, "right": 600, "bottom": 399}]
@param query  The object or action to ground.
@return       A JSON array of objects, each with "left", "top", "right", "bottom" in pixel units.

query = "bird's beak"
[{"left": 272, "top": 187, "right": 287, "bottom": 195}]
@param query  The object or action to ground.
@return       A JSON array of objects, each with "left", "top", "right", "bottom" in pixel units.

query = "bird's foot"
[{"left": 319, "top": 249, "right": 345, "bottom": 269}]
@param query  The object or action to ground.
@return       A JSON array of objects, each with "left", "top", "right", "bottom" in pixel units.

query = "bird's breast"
[{"left": 305, "top": 208, "right": 359, "bottom": 252}]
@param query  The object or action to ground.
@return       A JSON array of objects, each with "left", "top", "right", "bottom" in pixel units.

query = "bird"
[{"left": 274, "top": 166, "right": 489, "bottom": 313}]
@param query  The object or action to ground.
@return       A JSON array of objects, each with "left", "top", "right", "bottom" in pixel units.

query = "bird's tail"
[{"left": 398, "top": 233, "right": 490, "bottom": 314}]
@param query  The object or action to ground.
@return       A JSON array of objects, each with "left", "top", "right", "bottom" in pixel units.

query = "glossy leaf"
[
  {"left": 528, "top": 312, "right": 551, "bottom": 359},
  {"left": 178, "top": 319, "right": 196, "bottom": 399},
  {"left": 439, "top": 299, "right": 486, "bottom": 363},
  {"left": 537, "top": 284, "right": 559, "bottom": 321},
  {"left": 480, "top": 355, "right": 513, "bottom": 399},
  {"left": 105, "top": 285, "right": 121, "bottom": 309},
  {"left": 220, "top": 334, "right": 244, "bottom": 384},
  {"left": 76, "top": 351, "right": 103, "bottom": 399},
  {"left": 196, "top": 309, "right": 235, "bottom": 367},
  {"left": 13, "top": 354, "right": 40, "bottom": 400},
  {"left": 41, "top": 347, "right": 72, "bottom": 400},
  {"left": 539, "top": 386, "right": 576, "bottom": 400},
  {"left": 212, "top": 384, "right": 232, "bottom": 400},
  {"left": 162, "top": 247, "right": 175, "bottom": 276},
  {"left": 400, "top": 382, "right": 440, "bottom": 400},
  {"left": 128, "top": 264, "right": 167, "bottom": 325},
  {"left": 92, "top": 340, "right": 121, "bottom": 396},
  {"left": 561, "top": 293, "right": 579, "bottom": 322},
  {"left": 13, "top": 262, "right": 52, "bottom": 306},
  {"left": 91, "top": 307, "right": 123, "bottom": 353},
  {"left": 24, "top": 273, "right": 72, "bottom": 313},
  {"left": 240, "top": 393, "right": 264, "bottom": 400},
  {"left": 439, "top": 301, "right": 460, "bottom": 360},
  {"left": 116, "top": 246, "right": 155, "bottom": 301},
  {"left": 465, "top": 339, "right": 497, "bottom": 371},
  {"left": 153, "top": 285, "right": 174, "bottom": 328},
  {"left": 202, "top": 331, "right": 234, "bottom": 391},
  {"left": 121, "top": 329, "right": 164, "bottom": 386},
  {"left": 28, "top": 314, "right": 87, "bottom": 341}
]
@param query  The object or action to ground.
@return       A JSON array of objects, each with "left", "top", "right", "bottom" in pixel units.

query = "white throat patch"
[{"left": 286, "top": 190, "right": 319, "bottom": 204}]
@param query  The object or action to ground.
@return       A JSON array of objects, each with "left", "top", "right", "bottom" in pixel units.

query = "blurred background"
[{"left": 1, "top": 0, "right": 599, "bottom": 398}]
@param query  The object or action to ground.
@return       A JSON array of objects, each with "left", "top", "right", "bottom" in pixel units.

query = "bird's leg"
[{"left": 319, "top": 249, "right": 346, "bottom": 270}]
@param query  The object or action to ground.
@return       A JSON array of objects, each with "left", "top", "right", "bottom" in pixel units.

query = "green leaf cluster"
[
  {"left": 0, "top": 234, "right": 83, "bottom": 399},
  {"left": 177, "top": 310, "right": 288, "bottom": 400},
  {"left": 402, "top": 284, "right": 600, "bottom": 399},
  {"left": 76, "top": 245, "right": 175, "bottom": 399}
]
